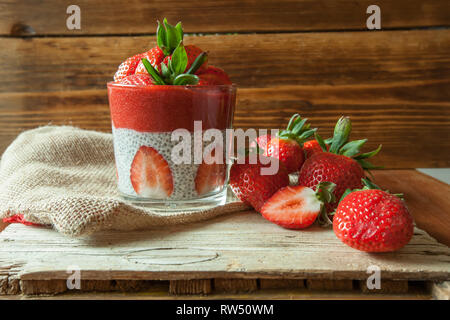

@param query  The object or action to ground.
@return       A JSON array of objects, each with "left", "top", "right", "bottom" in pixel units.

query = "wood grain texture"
[
  {"left": 306, "top": 279, "right": 354, "bottom": 291},
  {"left": 0, "top": 84, "right": 448, "bottom": 168},
  {"left": 359, "top": 280, "right": 409, "bottom": 294},
  {"left": 1, "top": 0, "right": 449, "bottom": 36},
  {"left": 214, "top": 279, "right": 258, "bottom": 293},
  {"left": 1, "top": 30, "right": 449, "bottom": 92},
  {"left": 169, "top": 279, "right": 212, "bottom": 295},
  {"left": 372, "top": 170, "right": 450, "bottom": 246},
  {"left": 259, "top": 279, "right": 305, "bottom": 289}
]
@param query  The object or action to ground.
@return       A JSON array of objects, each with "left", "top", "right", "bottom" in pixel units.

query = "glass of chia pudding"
[
  {"left": 107, "top": 18, "right": 236, "bottom": 211},
  {"left": 107, "top": 83, "right": 236, "bottom": 211}
]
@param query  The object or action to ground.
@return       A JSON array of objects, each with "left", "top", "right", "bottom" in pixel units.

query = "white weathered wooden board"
[{"left": 0, "top": 211, "right": 449, "bottom": 289}]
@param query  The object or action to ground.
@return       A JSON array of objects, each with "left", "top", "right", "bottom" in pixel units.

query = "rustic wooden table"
[
  {"left": 0, "top": 0, "right": 449, "bottom": 300},
  {"left": 0, "top": 169, "right": 449, "bottom": 299}
]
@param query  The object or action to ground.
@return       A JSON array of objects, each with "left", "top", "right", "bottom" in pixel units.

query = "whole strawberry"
[
  {"left": 298, "top": 116, "right": 381, "bottom": 212},
  {"left": 230, "top": 155, "right": 289, "bottom": 211},
  {"left": 333, "top": 180, "right": 414, "bottom": 252},
  {"left": 265, "top": 114, "right": 317, "bottom": 173}
]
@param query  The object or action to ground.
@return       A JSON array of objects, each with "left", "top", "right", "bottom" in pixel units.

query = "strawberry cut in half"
[
  {"left": 130, "top": 146, "right": 174, "bottom": 198},
  {"left": 119, "top": 74, "right": 154, "bottom": 86},
  {"left": 135, "top": 46, "right": 165, "bottom": 75},
  {"left": 114, "top": 52, "right": 145, "bottom": 82},
  {"left": 195, "top": 147, "right": 226, "bottom": 196},
  {"left": 260, "top": 182, "right": 336, "bottom": 229}
]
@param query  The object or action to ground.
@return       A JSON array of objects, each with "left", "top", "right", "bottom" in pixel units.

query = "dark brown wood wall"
[{"left": 0, "top": 1, "right": 449, "bottom": 168}]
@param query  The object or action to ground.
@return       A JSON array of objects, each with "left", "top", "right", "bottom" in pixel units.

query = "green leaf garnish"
[
  {"left": 186, "top": 52, "right": 208, "bottom": 74},
  {"left": 314, "top": 132, "right": 328, "bottom": 152},
  {"left": 354, "top": 144, "right": 382, "bottom": 160},
  {"left": 340, "top": 139, "right": 367, "bottom": 157},
  {"left": 163, "top": 18, "right": 179, "bottom": 53},
  {"left": 142, "top": 58, "right": 166, "bottom": 85},
  {"left": 170, "top": 42, "right": 188, "bottom": 74},
  {"left": 173, "top": 74, "right": 199, "bottom": 85},
  {"left": 329, "top": 116, "right": 352, "bottom": 154}
]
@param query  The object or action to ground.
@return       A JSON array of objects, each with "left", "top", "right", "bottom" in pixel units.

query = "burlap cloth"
[{"left": 0, "top": 126, "right": 250, "bottom": 237}]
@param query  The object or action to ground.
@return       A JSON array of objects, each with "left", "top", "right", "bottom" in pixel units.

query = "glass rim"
[{"left": 107, "top": 82, "right": 237, "bottom": 89}]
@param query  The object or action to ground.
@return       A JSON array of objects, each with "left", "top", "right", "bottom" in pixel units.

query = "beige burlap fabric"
[{"left": 0, "top": 126, "right": 249, "bottom": 237}]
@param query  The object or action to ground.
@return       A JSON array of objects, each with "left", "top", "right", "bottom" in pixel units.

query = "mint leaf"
[
  {"left": 173, "top": 74, "right": 199, "bottom": 85},
  {"left": 170, "top": 43, "right": 188, "bottom": 74},
  {"left": 164, "top": 18, "right": 179, "bottom": 53},
  {"left": 142, "top": 58, "right": 166, "bottom": 85},
  {"left": 156, "top": 21, "right": 167, "bottom": 54},
  {"left": 175, "top": 22, "right": 183, "bottom": 44}
]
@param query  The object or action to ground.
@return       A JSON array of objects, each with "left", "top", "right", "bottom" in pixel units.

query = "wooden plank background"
[
  {"left": 1, "top": 0, "right": 449, "bottom": 35},
  {"left": 0, "top": 0, "right": 449, "bottom": 168}
]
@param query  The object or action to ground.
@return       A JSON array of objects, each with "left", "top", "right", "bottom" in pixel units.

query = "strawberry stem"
[
  {"left": 278, "top": 114, "right": 317, "bottom": 146},
  {"left": 314, "top": 182, "right": 336, "bottom": 227},
  {"left": 329, "top": 116, "right": 352, "bottom": 154},
  {"left": 316, "top": 116, "right": 382, "bottom": 171}
]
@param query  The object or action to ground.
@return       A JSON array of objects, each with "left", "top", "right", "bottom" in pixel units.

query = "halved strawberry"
[
  {"left": 197, "top": 66, "right": 232, "bottom": 85},
  {"left": 195, "top": 147, "right": 226, "bottom": 195},
  {"left": 114, "top": 53, "right": 145, "bottom": 82},
  {"left": 260, "top": 182, "right": 336, "bottom": 229},
  {"left": 130, "top": 146, "right": 174, "bottom": 198},
  {"left": 119, "top": 74, "right": 153, "bottom": 86},
  {"left": 135, "top": 46, "right": 165, "bottom": 75}
]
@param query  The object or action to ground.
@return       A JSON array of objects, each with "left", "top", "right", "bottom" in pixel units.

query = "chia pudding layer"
[{"left": 113, "top": 127, "right": 229, "bottom": 200}]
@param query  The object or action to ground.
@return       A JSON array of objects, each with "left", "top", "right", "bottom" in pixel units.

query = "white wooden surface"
[{"left": 0, "top": 211, "right": 449, "bottom": 289}]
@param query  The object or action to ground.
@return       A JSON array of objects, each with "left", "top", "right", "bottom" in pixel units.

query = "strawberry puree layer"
[{"left": 108, "top": 84, "right": 236, "bottom": 132}]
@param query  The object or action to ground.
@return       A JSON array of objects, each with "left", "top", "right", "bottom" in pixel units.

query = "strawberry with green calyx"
[
  {"left": 315, "top": 116, "right": 382, "bottom": 170},
  {"left": 337, "top": 177, "right": 404, "bottom": 208},
  {"left": 333, "top": 178, "right": 413, "bottom": 252},
  {"left": 298, "top": 116, "right": 382, "bottom": 212},
  {"left": 261, "top": 182, "right": 336, "bottom": 230},
  {"left": 265, "top": 114, "right": 317, "bottom": 173},
  {"left": 142, "top": 42, "right": 207, "bottom": 85}
]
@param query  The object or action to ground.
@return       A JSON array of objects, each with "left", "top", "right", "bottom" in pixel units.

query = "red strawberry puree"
[
  {"left": 108, "top": 84, "right": 235, "bottom": 132},
  {"left": 107, "top": 83, "right": 236, "bottom": 201}
]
